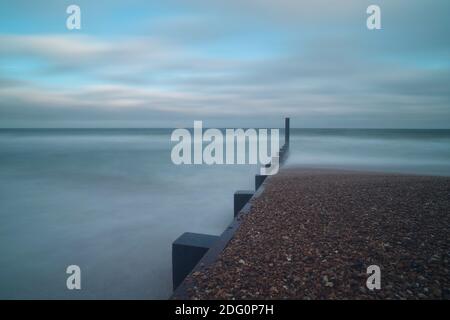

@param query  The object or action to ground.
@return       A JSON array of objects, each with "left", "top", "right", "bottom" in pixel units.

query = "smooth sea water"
[
  {"left": 286, "top": 129, "right": 450, "bottom": 176},
  {"left": 0, "top": 128, "right": 449, "bottom": 299}
]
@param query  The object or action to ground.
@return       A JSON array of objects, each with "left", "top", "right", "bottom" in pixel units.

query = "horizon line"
[{"left": 1, "top": 127, "right": 450, "bottom": 130}]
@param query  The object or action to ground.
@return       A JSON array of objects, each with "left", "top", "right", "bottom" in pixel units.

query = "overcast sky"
[{"left": 0, "top": 0, "right": 449, "bottom": 128}]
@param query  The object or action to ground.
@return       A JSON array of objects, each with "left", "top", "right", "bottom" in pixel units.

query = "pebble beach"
[{"left": 179, "top": 168, "right": 450, "bottom": 299}]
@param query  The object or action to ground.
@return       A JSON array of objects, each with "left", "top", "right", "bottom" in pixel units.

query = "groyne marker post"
[
  {"left": 172, "top": 232, "right": 219, "bottom": 290},
  {"left": 285, "top": 117, "right": 290, "bottom": 147},
  {"left": 234, "top": 191, "right": 254, "bottom": 217},
  {"left": 255, "top": 174, "right": 267, "bottom": 190}
]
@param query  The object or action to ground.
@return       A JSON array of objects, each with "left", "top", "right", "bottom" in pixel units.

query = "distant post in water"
[{"left": 285, "top": 117, "right": 290, "bottom": 147}]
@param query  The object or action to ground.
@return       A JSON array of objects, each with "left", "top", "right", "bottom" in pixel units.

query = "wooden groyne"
[
  {"left": 170, "top": 117, "right": 450, "bottom": 299},
  {"left": 171, "top": 118, "right": 291, "bottom": 294}
]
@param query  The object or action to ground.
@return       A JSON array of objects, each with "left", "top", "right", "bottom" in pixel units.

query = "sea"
[{"left": 1, "top": 128, "right": 449, "bottom": 299}]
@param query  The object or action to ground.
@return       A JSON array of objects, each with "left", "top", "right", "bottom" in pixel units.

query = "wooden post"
[
  {"left": 285, "top": 117, "right": 290, "bottom": 147},
  {"left": 255, "top": 174, "right": 267, "bottom": 190},
  {"left": 234, "top": 190, "right": 254, "bottom": 217},
  {"left": 172, "top": 232, "right": 219, "bottom": 290}
]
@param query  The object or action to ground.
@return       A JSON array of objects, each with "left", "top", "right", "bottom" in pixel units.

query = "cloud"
[{"left": 0, "top": 1, "right": 449, "bottom": 128}]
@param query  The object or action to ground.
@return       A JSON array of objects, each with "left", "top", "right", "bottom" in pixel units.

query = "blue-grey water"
[
  {"left": 0, "top": 128, "right": 449, "bottom": 299},
  {"left": 286, "top": 129, "right": 450, "bottom": 176}
]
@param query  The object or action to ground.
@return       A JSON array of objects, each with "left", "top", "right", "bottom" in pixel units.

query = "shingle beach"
[{"left": 178, "top": 168, "right": 450, "bottom": 299}]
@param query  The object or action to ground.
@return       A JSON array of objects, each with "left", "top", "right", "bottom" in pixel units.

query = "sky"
[{"left": 0, "top": 0, "right": 449, "bottom": 128}]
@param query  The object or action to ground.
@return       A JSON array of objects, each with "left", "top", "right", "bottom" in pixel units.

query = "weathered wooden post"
[
  {"left": 172, "top": 232, "right": 219, "bottom": 290},
  {"left": 255, "top": 174, "right": 267, "bottom": 190},
  {"left": 285, "top": 117, "right": 290, "bottom": 147},
  {"left": 234, "top": 190, "right": 254, "bottom": 217}
]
